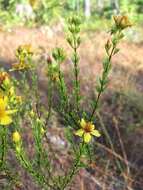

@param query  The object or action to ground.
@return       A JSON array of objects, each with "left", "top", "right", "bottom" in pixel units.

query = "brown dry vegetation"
[{"left": 0, "top": 26, "right": 143, "bottom": 190}]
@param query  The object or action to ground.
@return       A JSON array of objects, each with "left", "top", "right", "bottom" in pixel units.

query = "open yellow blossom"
[
  {"left": 113, "top": 15, "right": 132, "bottom": 29},
  {"left": 75, "top": 118, "right": 101, "bottom": 143},
  {"left": 12, "top": 131, "right": 21, "bottom": 143},
  {"left": 11, "top": 44, "right": 34, "bottom": 71},
  {"left": 0, "top": 97, "right": 17, "bottom": 125},
  {"left": 16, "top": 44, "right": 33, "bottom": 57},
  {"left": 11, "top": 61, "right": 31, "bottom": 71}
]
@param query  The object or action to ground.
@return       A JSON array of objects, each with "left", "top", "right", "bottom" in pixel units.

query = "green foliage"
[
  {"left": 0, "top": 0, "right": 143, "bottom": 29},
  {"left": 34, "top": 0, "right": 65, "bottom": 24}
]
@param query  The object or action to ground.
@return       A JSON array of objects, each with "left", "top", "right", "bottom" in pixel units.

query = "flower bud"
[
  {"left": 52, "top": 48, "right": 66, "bottom": 63},
  {"left": 105, "top": 39, "right": 112, "bottom": 54},
  {"left": 0, "top": 72, "right": 10, "bottom": 86},
  {"left": 40, "top": 127, "right": 45, "bottom": 135},
  {"left": 36, "top": 118, "right": 41, "bottom": 123},
  {"left": 12, "top": 131, "right": 21, "bottom": 143},
  {"left": 29, "top": 110, "right": 35, "bottom": 118},
  {"left": 47, "top": 55, "right": 52, "bottom": 64}
]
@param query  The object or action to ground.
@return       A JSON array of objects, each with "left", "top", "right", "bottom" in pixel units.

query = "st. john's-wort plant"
[{"left": 0, "top": 15, "right": 132, "bottom": 190}]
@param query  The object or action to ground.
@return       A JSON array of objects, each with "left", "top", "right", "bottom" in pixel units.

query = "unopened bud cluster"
[
  {"left": 52, "top": 47, "right": 66, "bottom": 63},
  {"left": 67, "top": 16, "right": 81, "bottom": 49}
]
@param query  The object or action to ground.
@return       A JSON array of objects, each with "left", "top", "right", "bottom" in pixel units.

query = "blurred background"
[{"left": 0, "top": 0, "right": 143, "bottom": 190}]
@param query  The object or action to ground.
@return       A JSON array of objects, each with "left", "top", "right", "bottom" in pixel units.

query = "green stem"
[
  {"left": 35, "top": 137, "right": 42, "bottom": 168},
  {"left": 17, "top": 152, "right": 52, "bottom": 190},
  {"left": 61, "top": 142, "right": 84, "bottom": 190},
  {"left": 47, "top": 81, "right": 53, "bottom": 121},
  {"left": 0, "top": 126, "right": 7, "bottom": 169},
  {"left": 73, "top": 37, "right": 80, "bottom": 112},
  {"left": 32, "top": 117, "right": 46, "bottom": 169},
  {"left": 89, "top": 86, "right": 103, "bottom": 121},
  {"left": 58, "top": 64, "right": 68, "bottom": 110},
  {"left": 90, "top": 45, "right": 116, "bottom": 121}
]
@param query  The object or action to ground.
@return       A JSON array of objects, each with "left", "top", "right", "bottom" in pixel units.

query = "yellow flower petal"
[
  {"left": 0, "top": 98, "right": 6, "bottom": 111},
  {"left": 91, "top": 129, "right": 101, "bottom": 137},
  {"left": 80, "top": 118, "right": 86, "bottom": 128},
  {"left": 4, "top": 96, "right": 8, "bottom": 103},
  {"left": 0, "top": 115, "right": 12, "bottom": 125},
  {"left": 75, "top": 129, "right": 84, "bottom": 137},
  {"left": 84, "top": 133, "right": 92, "bottom": 143},
  {"left": 90, "top": 124, "right": 95, "bottom": 130}
]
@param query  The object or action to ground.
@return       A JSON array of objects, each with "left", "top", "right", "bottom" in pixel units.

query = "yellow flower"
[
  {"left": 12, "top": 131, "right": 21, "bottom": 143},
  {"left": 75, "top": 118, "right": 101, "bottom": 143},
  {"left": 0, "top": 96, "right": 17, "bottom": 125},
  {"left": 11, "top": 61, "right": 30, "bottom": 71},
  {"left": 16, "top": 44, "right": 33, "bottom": 57},
  {"left": 11, "top": 44, "right": 34, "bottom": 71},
  {"left": 113, "top": 15, "right": 132, "bottom": 29}
]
